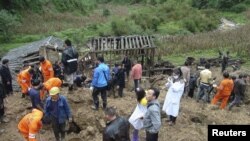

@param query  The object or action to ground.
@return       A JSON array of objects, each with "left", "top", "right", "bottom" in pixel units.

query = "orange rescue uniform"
[
  {"left": 18, "top": 109, "right": 43, "bottom": 141},
  {"left": 211, "top": 78, "right": 234, "bottom": 109},
  {"left": 40, "top": 77, "right": 62, "bottom": 100},
  {"left": 40, "top": 60, "right": 54, "bottom": 82},
  {"left": 17, "top": 68, "right": 32, "bottom": 94}
]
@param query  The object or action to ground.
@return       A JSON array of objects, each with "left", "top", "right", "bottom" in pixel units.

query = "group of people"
[
  {"left": 0, "top": 38, "right": 248, "bottom": 141},
  {"left": 4, "top": 39, "right": 77, "bottom": 141}
]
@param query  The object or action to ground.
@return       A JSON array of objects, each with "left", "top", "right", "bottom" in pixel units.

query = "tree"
[{"left": 0, "top": 10, "right": 20, "bottom": 42}]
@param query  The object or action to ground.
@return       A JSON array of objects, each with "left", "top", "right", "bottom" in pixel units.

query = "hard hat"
[{"left": 49, "top": 87, "right": 60, "bottom": 96}]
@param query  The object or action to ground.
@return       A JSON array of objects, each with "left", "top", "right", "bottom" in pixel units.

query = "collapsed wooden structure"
[
  {"left": 2, "top": 36, "right": 63, "bottom": 91},
  {"left": 80, "top": 35, "right": 158, "bottom": 75}
]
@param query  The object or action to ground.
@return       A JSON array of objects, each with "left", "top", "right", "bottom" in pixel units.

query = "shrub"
[
  {"left": 111, "top": 19, "right": 143, "bottom": 36},
  {"left": 103, "top": 9, "right": 110, "bottom": 17},
  {"left": 0, "top": 10, "right": 20, "bottom": 42},
  {"left": 230, "top": 3, "right": 247, "bottom": 13}
]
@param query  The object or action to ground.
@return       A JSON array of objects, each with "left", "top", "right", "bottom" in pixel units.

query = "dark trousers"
[
  {"left": 188, "top": 88, "right": 195, "bottom": 98},
  {"left": 146, "top": 131, "right": 158, "bottom": 141},
  {"left": 134, "top": 79, "right": 140, "bottom": 91},
  {"left": 169, "top": 115, "right": 177, "bottom": 123},
  {"left": 118, "top": 86, "right": 123, "bottom": 97},
  {"left": 221, "top": 63, "right": 227, "bottom": 73},
  {"left": 92, "top": 87, "right": 107, "bottom": 109},
  {"left": 3, "top": 83, "right": 13, "bottom": 95},
  {"left": 229, "top": 95, "right": 242, "bottom": 110},
  {"left": 197, "top": 84, "right": 210, "bottom": 102},
  {"left": 51, "top": 116, "right": 66, "bottom": 141}
]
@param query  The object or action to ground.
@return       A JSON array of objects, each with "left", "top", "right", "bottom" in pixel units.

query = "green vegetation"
[
  {"left": 0, "top": 10, "right": 20, "bottom": 42},
  {"left": 1, "top": 0, "right": 250, "bottom": 59}
]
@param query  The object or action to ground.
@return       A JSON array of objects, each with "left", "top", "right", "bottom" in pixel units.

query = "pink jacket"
[{"left": 131, "top": 64, "right": 142, "bottom": 80}]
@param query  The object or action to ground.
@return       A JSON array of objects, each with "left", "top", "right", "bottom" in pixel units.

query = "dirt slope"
[{"left": 0, "top": 68, "right": 250, "bottom": 141}]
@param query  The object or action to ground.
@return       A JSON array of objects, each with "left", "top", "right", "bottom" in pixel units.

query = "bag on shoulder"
[{"left": 103, "top": 71, "right": 112, "bottom": 91}]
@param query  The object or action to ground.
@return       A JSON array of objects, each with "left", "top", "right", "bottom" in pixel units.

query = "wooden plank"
[
  {"left": 105, "top": 38, "right": 108, "bottom": 50},
  {"left": 132, "top": 37, "right": 136, "bottom": 49},
  {"left": 89, "top": 46, "right": 156, "bottom": 53},
  {"left": 139, "top": 36, "right": 144, "bottom": 48},
  {"left": 150, "top": 36, "right": 155, "bottom": 47},
  {"left": 97, "top": 38, "right": 100, "bottom": 51},
  {"left": 143, "top": 36, "right": 148, "bottom": 47},
  {"left": 113, "top": 38, "right": 116, "bottom": 50},
  {"left": 129, "top": 37, "right": 133, "bottom": 49},
  {"left": 125, "top": 37, "right": 128, "bottom": 49},
  {"left": 101, "top": 38, "right": 104, "bottom": 51},
  {"left": 146, "top": 36, "right": 151, "bottom": 47},
  {"left": 127, "top": 37, "right": 130, "bottom": 49},
  {"left": 121, "top": 37, "right": 124, "bottom": 49},
  {"left": 22, "top": 56, "right": 40, "bottom": 62},
  {"left": 135, "top": 37, "right": 140, "bottom": 49}
]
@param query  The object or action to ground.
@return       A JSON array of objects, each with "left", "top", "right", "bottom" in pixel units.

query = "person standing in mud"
[
  {"left": 197, "top": 63, "right": 212, "bottom": 102},
  {"left": 0, "top": 74, "right": 6, "bottom": 122},
  {"left": 45, "top": 87, "right": 72, "bottom": 141},
  {"left": 228, "top": 74, "right": 245, "bottom": 110},
  {"left": 211, "top": 71, "right": 234, "bottom": 109},
  {"left": 115, "top": 64, "right": 126, "bottom": 97},
  {"left": 17, "top": 67, "right": 35, "bottom": 98},
  {"left": 91, "top": 55, "right": 110, "bottom": 110},
  {"left": 162, "top": 68, "right": 185, "bottom": 126},
  {"left": 180, "top": 61, "right": 190, "bottom": 97},
  {"left": 18, "top": 109, "right": 43, "bottom": 141},
  {"left": 103, "top": 107, "right": 130, "bottom": 141},
  {"left": 129, "top": 87, "right": 147, "bottom": 141},
  {"left": 143, "top": 88, "right": 161, "bottom": 141},
  {"left": 39, "top": 56, "right": 54, "bottom": 82},
  {"left": 61, "top": 39, "right": 79, "bottom": 91},
  {"left": 130, "top": 60, "right": 142, "bottom": 92},
  {"left": 221, "top": 51, "right": 229, "bottom": 73},
  {"left": 122, "top": 55, "right": 132, "bottom": 81},
  {"left": 0, "top": 59, "right": 13, "bottom": 96}
]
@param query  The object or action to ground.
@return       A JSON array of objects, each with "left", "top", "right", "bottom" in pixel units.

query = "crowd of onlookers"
[{"left": 0, "top": 40, "right": 248, "bottom": 141}]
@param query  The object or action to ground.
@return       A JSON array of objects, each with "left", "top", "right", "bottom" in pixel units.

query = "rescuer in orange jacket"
[
  {"left": 17, "top": 67, "right": 34, "bottom": 98},
  {"left": 211, "top": 71, "right": 234, "bottom": 109},
  {"left": 40, "top": 77, "right": 62, "bottom": 100},
  {"left": 18, "top": 109, "right": 43, "bottom": 141},
  {"left": 39, "top": 56, "right": 54, "bottom": 82}
]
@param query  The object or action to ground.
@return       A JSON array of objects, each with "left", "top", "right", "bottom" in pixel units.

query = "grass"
[
  {"left": 220, "top": 11, "right": 248, "bottom": 23},
  {"left": 162, "top": 49, "right": 224, "bottom": 66},
  {"left": 0, "top": 42, "right": 27, "bottom": 57}
]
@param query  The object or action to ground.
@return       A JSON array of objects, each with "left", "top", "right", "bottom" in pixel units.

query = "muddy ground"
[{"left": 0, "top": 67, "right": 250, "bottom": 141}]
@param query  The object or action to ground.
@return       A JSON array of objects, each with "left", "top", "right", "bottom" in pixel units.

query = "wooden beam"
[
  {"left": 132, "top": 37, "right": 136, "bottom": 49},
  {"left": 135, "top": 37, "right": 140, "bottom": 49},
  {"left": 150, "top": 36, "right": 155, "bottom": 47},
  {"left": 125, "top": 37, "right": 128, "bottom": 49},
  {"left": 146, "top": 36, "right": 151, "bottom": 47},
  {"left": 139, "top": 36, "right": 144, "bottom": 48},
  {"left": 114, "top": 38, "right": 117, "bottom": 49},
  {"left": 104, "top": 38, "right": 108, "bottom": 50},
  {"left": 121, "top": 37, "right": 124, "bottom": 49},
  {"left": 89, "top": 46, "right": 156, "bottom": 53},
  {"left": 97, "top": 38, "right": 100, "bottom": 51}
]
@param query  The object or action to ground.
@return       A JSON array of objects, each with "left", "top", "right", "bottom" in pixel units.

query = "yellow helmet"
[{"left": 49, "top": 87, "right": 60, "bottom": 96}]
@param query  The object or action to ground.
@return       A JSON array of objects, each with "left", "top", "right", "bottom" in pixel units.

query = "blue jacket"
[
  {"left": 92, "top": 63, "right": 110, "bottom": 88},
  {"left": 45, "top": 95, "right": 71, "bottom": 124},
  {"left": 28, "top": 88, "right": 43, "bottom": 109}
]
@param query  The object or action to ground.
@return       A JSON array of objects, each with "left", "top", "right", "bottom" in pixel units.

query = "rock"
[
  {"left": 2, "top": 117, "right": 10, "bottom": 123},
  {"left": 68, "top": 94, "right": 84, "bottom": 103},
  {"left": 79, "top": 130, "right": 87, "bottom": 139},
  {"left": 0, "top": 129, "right": 5, "bottom": 133},
  {"left": 99, "top": 119, "right": 106, "bottom": 128},
  {"left": 86, "top": 126, "right": 95, "bottom": 136}
]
